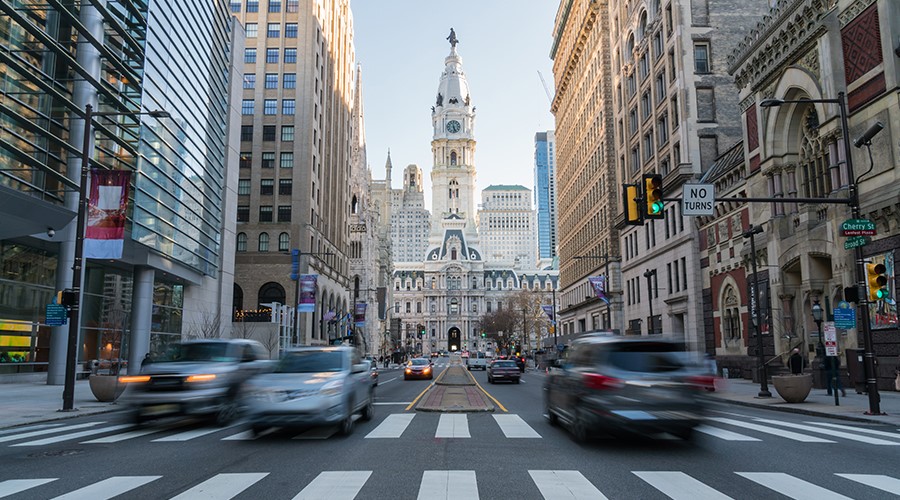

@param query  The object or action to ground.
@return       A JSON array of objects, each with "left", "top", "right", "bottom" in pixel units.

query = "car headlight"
[
  {"left": 320, "top": 379, "right": 344, "bottom": 397},
  {"left": 185, "top": 374, "right": 217, "bottom": 383},
  {"left": 405, "top": 368, "right": 412, "bottom": 374}
]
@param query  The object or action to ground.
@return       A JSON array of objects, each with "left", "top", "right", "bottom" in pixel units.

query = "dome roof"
[{"left": 435, "top": 46, "right": 472, "bottom": 110}]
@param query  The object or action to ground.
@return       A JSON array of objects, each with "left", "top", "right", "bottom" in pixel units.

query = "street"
[{"left": 1, "top": 361, "right": 899, "bottom": 499}]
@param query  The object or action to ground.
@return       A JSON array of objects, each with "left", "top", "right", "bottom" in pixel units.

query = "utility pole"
[{"left": 643, "top": 269, "right": 656, "bottom": 335}]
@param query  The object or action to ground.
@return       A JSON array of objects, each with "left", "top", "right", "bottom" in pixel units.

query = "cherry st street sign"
[{"left": 840, "top": 219, "right": 876, "bottom": 236}]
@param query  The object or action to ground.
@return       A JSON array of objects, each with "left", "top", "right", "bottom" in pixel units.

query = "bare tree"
[
  {"left": 231, "top": 318, "right": 255, "bottom": 340},
  {"left": 260, "top": 329, "right": 280, "bottom": 359},
  {"left": 185, "top": 309, "right": 222, "bottom": 339}
]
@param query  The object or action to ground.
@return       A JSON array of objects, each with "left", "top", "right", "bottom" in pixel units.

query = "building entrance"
[{"left": 448, "top": 327, "right": 461, "bottom": 352}]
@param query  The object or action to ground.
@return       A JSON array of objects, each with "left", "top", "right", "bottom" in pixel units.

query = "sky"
[{"left": 351, "top": 0, "right": 559, "bottom": 211}]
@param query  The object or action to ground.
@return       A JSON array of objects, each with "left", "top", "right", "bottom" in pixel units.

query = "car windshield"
[
  {"left": 276, "top": 351, "right": 345, "bottom": 373},
  {"left": 605, "top": 342, "right": 689, "bottom": 373},
  {"left": 154, "top": 343, "right": 235, "bottom": 363},
  {"left": 493, "top": 361, "right": 517, "bottom": 368},
  {"left": 409, "top": 359, "right": 429, "bottom": 366}
]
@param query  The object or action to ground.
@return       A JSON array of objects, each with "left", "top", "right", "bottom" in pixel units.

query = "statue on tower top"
[{"left": 447, "top": 28, "right": 458, "bottom": 48}]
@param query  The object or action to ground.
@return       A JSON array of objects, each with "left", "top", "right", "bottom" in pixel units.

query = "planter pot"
[
  {"left": 772, "top": 373, "right": 812, "bottom": 403},
  {"left": 89, "top": 374, "right": 126, "bottom": 402}
]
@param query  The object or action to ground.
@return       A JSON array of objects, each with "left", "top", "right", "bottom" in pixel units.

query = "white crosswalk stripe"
[
  {"left": 152, "top": 426, "right": 231, "bottom": 442},
  {"left": 0, "top": 479, "right": 57, "bottom": 499},
  {"left": 0, "top": 423, "right": 63, "bottom": 437},
  {"left": 695, "top": 424, "right": 761, "bottom": 441},
  {"left": 835, "top": 473, "right": 900, "bottom": 495},
  {"left": 808, "top": 421, "right": 900, "bottom": 440},
  {"left": 12, "top": 424, "right": 132, "bottom": 447},
  {"left": 528, "top": 470, "right": 608, "bottom": 500},
  {"left": 293, "top": 471, "right": 371, "bottom": 500},
  {"left": 754, "top": 418, "right": 900, "bottom": 445},
  {"left": 418, "top": 471, "right": 478, "bottom": 500},
  {"left": 82, "top": 427, "right": 164, "bottom": 444},
  {"left": 736, "top": 472, "right": 853, "bottom": 500},
  {"left": 493, "top": 414, "right": 541, "bottom": 438},
  {"left": 708, "top": 417, "right": 834, "bottom": 443},
  {"left": 435, "top": 414, "right": 470, "bottom": 438},
  {"left": 365, "top": 413, "right": 415, "bottom": 438},
  {"left": 170, "top": 473, "right": 269, "bottom": 500},
  {"left": 51, "top": 476, "right": 161, "bottom": 500},
  {"left": 0, "top": 421, "right": 104, "bottom": 443},
  {"left": 634, "top": 471, "right": 733, "bottom": 500}
]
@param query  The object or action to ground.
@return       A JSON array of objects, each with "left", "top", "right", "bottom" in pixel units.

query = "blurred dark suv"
[
  {"left": 543, "top": 335, "right": 709, "bottom": 441},
  {"left": 119, "top": 339, "right": 270, "bottom": 426}
]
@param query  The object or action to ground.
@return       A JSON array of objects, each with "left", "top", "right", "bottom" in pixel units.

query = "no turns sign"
[{"left": 683, "top": 183, "right": 715, "bottom": 216}]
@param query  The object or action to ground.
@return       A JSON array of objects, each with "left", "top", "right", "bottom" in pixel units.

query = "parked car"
[
  {"left": 118, "top": 339, "right": 270, "bottom": 426},
  {"left": 243, "top": 346, "right": 375, "bottom": 436},
  {"left": 404, "top": 358, "right": 433, "bottom": 380},
  {"left": 543, "top": 335, "right": 707, "bottom": 441},
  {"left": 487, "top": 359, "right": 520, "bottom": 384}
]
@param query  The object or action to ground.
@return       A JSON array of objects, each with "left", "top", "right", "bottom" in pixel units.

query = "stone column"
[{"left": 127, "top": 267, "right": 155, "bottom": 374}]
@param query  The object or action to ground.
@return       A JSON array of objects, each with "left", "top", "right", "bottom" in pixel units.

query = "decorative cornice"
[
  {"left": 728, "top": 0, "right": 835, "bottom": 91},
  {"left": 739, "top": 95, "right": 756, "bottom": 113},
  {"left": 838, "top": 0, "right": 877, "bottom": 27}
]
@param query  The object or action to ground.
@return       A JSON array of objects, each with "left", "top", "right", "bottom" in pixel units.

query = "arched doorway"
[{"left": 448, "top": 327, "right": 461, "bottom": 352}]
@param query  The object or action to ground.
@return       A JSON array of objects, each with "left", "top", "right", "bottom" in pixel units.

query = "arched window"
[
  {"left": 799, "top": 107, "right": 832, "bottom": 199},
  {"left": 236, "top": 232, "right": 247, "bottom": 252},
  {"left": 450, "top": 151, "right": 457, "bottom": 165},
  {"left": 721, "top": 286, "right": 741, "bottom": 345},
  {"left": 232, "top": 283, "right": 244, "bottom": 319},
  {"left": 637, "top": 11, "right": 647, "bottom": 40},
  {"left": 625, "top": 33, "right": 635, "bottom": 62},
  {"left": 351, "top": 194, "right": 359, "bottom": 214},
  {"left": 451, "top": 248, "right": 457, "bottom": 260},
  {"left": 278, "top": 232, "right": 290, "bottom": 252},
  {"left": 257, "top": 282, "right": 285, "bottom": 307},
  {"left": 258, "top": 232, "right": 269, "bottom": 252}
]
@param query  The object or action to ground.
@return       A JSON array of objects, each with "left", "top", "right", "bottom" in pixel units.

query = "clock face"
[{"left": 446, "top": 120, "right": 461, "bottom": 133}]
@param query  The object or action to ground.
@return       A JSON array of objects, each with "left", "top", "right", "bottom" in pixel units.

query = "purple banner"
[
  {"left": 354, "top": 303, "right": 367, "bottom": 328},
  {"left": 541, "top": 305, "right": 555, "bottom": 321},
  {"left": 588, "top": 276, "right": 610, "bottom": 304},
  {"left": 298, "top": 274, "right": 317, "bottom": 312}
]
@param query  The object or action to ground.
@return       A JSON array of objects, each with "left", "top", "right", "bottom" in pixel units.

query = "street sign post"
[
  {"left": 46, "top": 304, "right": 68, "bottom": 326},
  {"left": 682, "top": 183, "right": 715, "bottom": 216},
  {"left": 823, "top": 322, "right": 838, "bottom": 357},
  {"left": 843, "top": 236, "right": 869, "bottom": 250},
  {"left": 833, "top": 301, "right": 856, "bottom": 329},
  {"left": 840, "top": 219, "right": 876, "bottom": 236}
]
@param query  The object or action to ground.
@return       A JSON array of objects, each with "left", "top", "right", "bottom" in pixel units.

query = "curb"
[
  {"left": 0, "top": 406, "right": 121, "bottom": 431},
  {"left": 710, "top": 397, "right": 891, "bottom": 424}
]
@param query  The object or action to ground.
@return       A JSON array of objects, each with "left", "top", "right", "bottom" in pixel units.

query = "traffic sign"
[
  {"left": 823, "top": 322, "right": 838, "bottom": 357},
  {"left": 840, "top": 219, "right": 876, "bottom": 236},
  {"left": 833, "top": 301, "right": 855, "bottom": 329},
  {"left": 682, "top": 183, "right": 715, "bottom": 216},
  {"left": 843, "top": 236, "right": 869, "bottom": 250},
  {"left": 46, "top": 304, "right": 68, "bottom": 326}
]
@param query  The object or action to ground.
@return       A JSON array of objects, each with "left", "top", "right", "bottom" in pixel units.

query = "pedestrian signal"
[
  {"left": 623, "top": 184, "right": 642, "bottom": 226},
  {"left": 866, "top": 263, "right": 889, "bottom": 301},
  {"left": 643, "top": 174, "right": 664, "bottom": 219}
]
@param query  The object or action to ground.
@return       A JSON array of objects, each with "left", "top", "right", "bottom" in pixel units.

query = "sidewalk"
[
  {"left": 708, "top": 377, "right": 900, "bottom": 426},
  {"left": 0, "top": 378, "right": 124, "bottom": 430}
]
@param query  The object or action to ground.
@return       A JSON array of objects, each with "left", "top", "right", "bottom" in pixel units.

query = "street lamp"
[
  {"left": 643, "top": 269, "right": 657, "bottom": 335},
  {"left": 62, "top": 104, "right": 170, "bottom": 411},
  {"left": 760, "top": 93, "right": 882, "bottom": 414},
  {"left": 742, "top": 223, "right": 770, "bottom": 398}
]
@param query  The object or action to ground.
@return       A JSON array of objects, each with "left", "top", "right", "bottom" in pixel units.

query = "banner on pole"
[
  {"left": 84, "top": 169, "right": 131, "bottom": 259},
  {"left": 541, "top": 305, "right": 555, "bottom": 321},
  {"left": 298, "top": 274, "right": 317, "bottom": 312},
  {"left": 588, "top": 276, "right": 610, "bottom": 304},
  {"left": 354, "top": 303, "right": 367, "bottom": 328}
]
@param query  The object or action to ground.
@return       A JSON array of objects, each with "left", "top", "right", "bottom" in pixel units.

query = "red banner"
[{"left": 84, "top": 169, "right": 131, "bottom": 259}]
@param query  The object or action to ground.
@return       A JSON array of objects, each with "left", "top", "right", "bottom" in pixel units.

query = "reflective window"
[
  {"left": 230, "top": 1, "right": 241, "bottom": 12},
  {"left": 267, "top": 23, "right": 280, "bottom": 38},
  {"left": 286, "top": 0, "right": 298, "bottom": 13},
  {"left": 259, "top": 206, "right": 273, "bottom": 223},
  {"left": 237, "top": 233, "right": 247, "bottom": 252},
  {"left": 246, "top": 0, "right": 259, "bottom": 12},
  {"left": 241, "top": 126, "right": 254, "bottom": 142},
  {"left": 237, "top": 206, "right": 250, "bottom": 222},
  {"left": 245, "top": 23, "right": 257, "bottom": 38},
  {"left": 282, "top": 99, "right": 295, "bottom": 115},
  {"left": 266, "top": 48, "right": 279, "bottom": 64},
  {"left": 260, "top": 179, "right": 274, "bottom": 195},
  {"left": 238, "top": 179, "right": 251, "bottom": 195},
  {"left": 239, "top": 152, "right": 252, "bottom": 168},
  {"left": 244, "top": 48, "right": 257, "bottom": 63},
  {"left": 278, "top": 205, "right": 291, "bottom": 222},
  {"left": 258, "top": 232, "right": 269, "bottom": 252},
  {"left": 243, "top": 74, "right": 255, "bottom": 89},
  {"left": 265, "top": 73, "right": 278, "bottom": 88},
  {"left": 281, "top": 126, "right": 294, "bottom": 141},
  {"left": 279, "top": 179, "right": 292, "bottom": 195},
  {"left": 285, "top": 23, "right": 298, "bottom": 38},
  {"left": 284, "top": 48, "right": 297, "bottom": 63},
  {"left": 280, "top": 152, "right": 294, "bottom": 168},
  {"left": 283, "top": 73, "right": 296, "bottom": 88},
  {"left": 694, "top": 42, "right": 710, "bottom": 73},
  {"left": 278, "top": 232, "right": 290, "bottom": 251},
  {"left": 261, "top": 152, "right": 275, "bottom": 168},
  {"left": 264, "top": 99, "right": 277, "bottom": 115},
  {"left": 242, "top": 99, "right": 255, "bottom": 115},
  {"left": 268, "top": 0, "right": 281, "bottom": 13}
]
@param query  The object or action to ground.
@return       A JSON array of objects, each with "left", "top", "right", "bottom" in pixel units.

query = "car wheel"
[
  {"left": 571, "top": 409, "right": 591, "bottom": 443},
  {"left": 514, "top": 378, "right": 520, "bottom": 384},
  {"left": 339, "top": 410, "right": 354, "bottom": 436},
  {"left": 214, "top": 397, "right": 240, "bottom": 427},
  {"left": 361, "top": 394, "right": 375, "bottom": 422}
]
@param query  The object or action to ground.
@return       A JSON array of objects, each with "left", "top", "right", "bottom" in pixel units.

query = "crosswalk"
[
  {"left": 0, "top": 411, "right": 898, "bottom": 448},
  {"left": 2, "top": 470, "right": 897, "bottom": 499}
]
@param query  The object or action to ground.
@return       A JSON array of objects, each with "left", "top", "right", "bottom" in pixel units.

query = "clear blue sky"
[{"left": 351, "top": 0, "right": 558, "bottom": 210}]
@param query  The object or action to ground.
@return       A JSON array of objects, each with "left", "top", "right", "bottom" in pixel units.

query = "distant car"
[
  {"left": 404, "top": 358, "right": 433, "bottom": 380},
  {"left": 430, "top": 352, "right": 439, "bottom": 358},
  {"left": 487, "top": 360, "right": 520, "bottom": 384},
  {"left": 466, "top": 351, "right": 488, "bottom": 371},
  {"left": 119, "top": 339, "right": 270, "bottom": 426},
  {"left": 243, "top": 346, "right": 375, "bottom": 436},
  {"left": 510, "top": 355, "right": 526, "bottom": 372},
  {"left": 544, "top": 335, "right": 707, "bottom": 441}
]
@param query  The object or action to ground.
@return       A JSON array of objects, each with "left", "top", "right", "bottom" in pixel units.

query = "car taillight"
[
  {"left": 687, "top": 375, "right": 716, "bottom": 390},
  {"left": 583, "top": 373, "right": 624, "bottom": 391}
]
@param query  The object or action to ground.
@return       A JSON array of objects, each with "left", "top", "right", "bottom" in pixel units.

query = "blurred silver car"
[
  {"left": 243, "top": 346, "right": 375, "bottom": 436},
  {"left": 543, "top": 334, "right": 709, "bottom": 441},
  {"left": 119, "top": 339, "right": 270, "bottom": 426}
]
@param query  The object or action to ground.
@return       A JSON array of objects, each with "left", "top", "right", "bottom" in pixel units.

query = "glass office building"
[
  {"left": 534, "top": 131, "right": 557, "bottom": 260},
  {"left": 0, "top": 1, "right": 239, "bottom": 380}
]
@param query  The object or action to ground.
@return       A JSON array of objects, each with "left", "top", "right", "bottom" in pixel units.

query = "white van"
[{"left": 466, "top": 351, "right": 488, "bottom": 371}]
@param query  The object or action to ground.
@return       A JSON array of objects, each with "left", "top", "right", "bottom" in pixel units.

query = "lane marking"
[
  {"left": 13, "top": 424, "right": 131, "bottom": 447},
  {"left": 806, "top": 421, "right": 900, "bottom": 440},
  {"left": 171, "top": 472, "right": 268, "bottom": 500},
  {"left": 493, "top": 414, "right": 541, "bottom": 438},
  {"left": 51, "top": 475, "right": 160, "bottom": 500},
  {"left": 0, "top": 422, "right": 104, "bottom": 443},
  {"left": 436, "top": 414, "right": 470, "bottom": 438},
  {"left": 418, "top": 471, "right": 478, "bottom": 500},
  {"left": 467, "top": 370, "right": 507, "bottom": 412},
  {"left": 695, "top": 425, "right": 761, "bottom": 441},
  {"left": 708, "top": 418, "right": 833, "bottom": 443},
  {"left": 754, "top": 418, "right": 900, "bottom": 445},
  {"left": 152, "top": 426, "right": 234, "bottom": 442},
  {"left": 365, "top": 414, "right": 415, "bottom": 438},
  {"left": 634, "top": 471, "right": 732, "bottom": 500},
  {"left": 835, "top": 473, "right": 900, "bottom": 495},
  {"left": 293, "top": 471, "right": 371, "bottom": 500},
  {"left": 737, "top": 472, "right": 853, "bottom": 500},
  {"left": 0, "top": 423, "right": 63, "bottom": 437},
  {"left": 82, "top": 427, "right": 163, "bottom": 444},
  {"left": 0, "top": 479, "right": 57, "bottom": 498},
  {"left": 528, "top": 470, "right": 608, "bottom": 500}
]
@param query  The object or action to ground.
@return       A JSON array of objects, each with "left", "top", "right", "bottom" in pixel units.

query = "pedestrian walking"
[
  {"left": 824, "top": 355, "right": 846, "bottom": 397},
  {"left": 789, "top": 348, "right": 804, "bottom": 375}
]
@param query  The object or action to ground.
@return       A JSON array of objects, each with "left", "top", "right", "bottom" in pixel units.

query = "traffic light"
[
  {"left": 623, "top": 184, "right": 642, "bottom": 226},
  {"left": 481, "top": 332, "right": 486, "bottom": 338},
  {"left": 643, "top": 174, "right": 664, "bottom": 219},
  {"left": 866, "top": 263, "right": 889, "bottom": 301}
]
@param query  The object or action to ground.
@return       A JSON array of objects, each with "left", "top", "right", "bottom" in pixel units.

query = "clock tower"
[{"left": 430, "top": 32, "right": 477, "bottom": 231}]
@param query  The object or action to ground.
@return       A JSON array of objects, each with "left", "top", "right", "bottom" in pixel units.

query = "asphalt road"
[{"left": 2, "top": 360, "right": 899, "bottom": 499}]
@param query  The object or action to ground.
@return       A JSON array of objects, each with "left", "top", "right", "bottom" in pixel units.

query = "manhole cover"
[{"left": 28, "top": 449, "right": 85, "bottom": 458}]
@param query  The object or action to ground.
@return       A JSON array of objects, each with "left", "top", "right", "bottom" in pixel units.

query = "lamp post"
[
  {"left": 573, "top": 254, "right": 620, "bottom": 331},
  {"left": 288, "top": 249, "right": 333, "bottom": 347},
  {"left": 742, "top": 223, "right": 770, "bottom": 398},
  {"left": 62, "top": 104, "right": 169, "bottom": 412},
  {"left": 643, "top": 269, "right": 657, "bottom": 335},
  {"left": 760, "top": 92, "right": 881, "bottom": 414},
  {"left": 811, "top": 300, "right": 839, "bottom": 405}
]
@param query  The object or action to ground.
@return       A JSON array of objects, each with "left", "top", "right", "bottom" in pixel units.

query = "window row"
[
  {"left": 231, "top": 0, "right": 298, "bottom": 13},
  {"left": 241, "top": 99, "right": 296, "bottom": 115},
  {"left": 244, "top": 48, "right": 297, "bottom": 64},
  {"left": 239, "top": 151, "right": 294, "bottom": 169},
  {"left": 236, "top": 205, "right": 293, "bottom": 223},
  {"left": 240, "top": 125, "right": 295, "bottom": 142},
  {"left": 243, "top": 73, "right": 296, "bottom": 89},
  {"left": 237, "top": 178, "right": 293, "bottom": 196},
  {"left": 243, "top": 23, "right": 299, "bottom": 38},
  {"left": 236, "top": 231, "right": 292, "bottom": 253}
]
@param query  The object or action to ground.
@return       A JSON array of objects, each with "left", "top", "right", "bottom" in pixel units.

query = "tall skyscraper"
[
  {"left": 534, "top": 131, "right": 558, "bottom": 260},
  {"left": 390, "top": 162, "right": 431, "bottom": 263},
  {"left": 231, "top": 0, "right": 357, "bottom": 345},
  {"left": 478, "top": 185, "right": 538, "bottom": 269}
]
